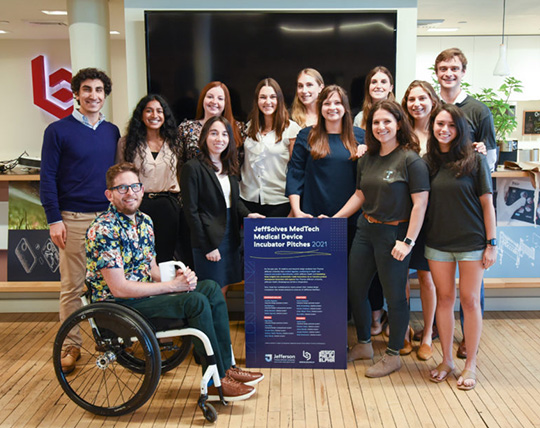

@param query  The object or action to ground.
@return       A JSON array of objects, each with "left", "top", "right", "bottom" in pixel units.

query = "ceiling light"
[
  {"left": 0, "top": 30, "right": 9, "bottom": 34},
  {"left": 42, "top": 10, "right": 67, "bottom": 16},
  {"left": 494, "top": 0, "right": 511, "bottom": 76},
  {"left": 110, "top": 30, "right": 120, "bottom": 35},
  {"left": 427, "top": 28, "right": 459, "bottom": 32}
]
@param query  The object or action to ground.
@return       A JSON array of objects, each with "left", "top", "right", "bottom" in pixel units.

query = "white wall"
[{"left": 0, "top": 39, "right": 128, "bottom": 160}]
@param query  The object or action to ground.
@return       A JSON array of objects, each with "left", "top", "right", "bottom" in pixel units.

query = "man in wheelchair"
[{"left": 83, "top": 162, "right": 264, "bottom": 402}]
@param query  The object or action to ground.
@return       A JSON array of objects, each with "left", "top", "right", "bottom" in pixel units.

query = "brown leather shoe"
[
  {"left": 413, "top": 324, "right": 439, "bottom": 342},
  {"left": 365, "top": 354, "right": 402, "bottom": 378},
  {"left": 347, "top": 342, "right": 374, "bottom": 361},
  {"left": 207, "top": 375, "right": 256, "bottom": 402},
  {"left": 457, "top": 339, "right": 467, "bottom": 359},
  {"left": 400, "top": 327, "right": 414, "bottom": 356},
  {"left": 417, "top": 343, "right": 433, "bottom": 360},
  {"left": 226, "top": 367, "right": 264, "bottom": 386},
  {"left": 61, "top": 346, "right": 81, "bottom": 374}
]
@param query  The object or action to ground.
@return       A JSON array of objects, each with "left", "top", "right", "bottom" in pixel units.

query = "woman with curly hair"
[
  {"left": 334, "top": 100, "right": 429, "bottom": 378},
  {"left": 240, "top": 78, "right": 301, "bottom": 217},
  {"left": 117, "top": 94, "right": 181, "bottom": 263}
]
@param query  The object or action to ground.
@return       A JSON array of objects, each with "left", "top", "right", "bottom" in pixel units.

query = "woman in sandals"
[{"left": 425, "top": 104, "right": 497, "bottom": 390}]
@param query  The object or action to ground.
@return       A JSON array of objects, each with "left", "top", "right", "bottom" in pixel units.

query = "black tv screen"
[{"left": 145, "top": 11, "right": 397, "bottom": 123}]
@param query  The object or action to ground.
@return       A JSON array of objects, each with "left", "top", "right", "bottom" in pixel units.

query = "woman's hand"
[
  {"left": 318, "top": 214, "right": 329, "bottom": 219},
  {"left": 482, "top": 246, "right": 497, "bottom": 269},
  {"left": 356, "top": 144, "right": 368, "bottom": 158},
  {"left": 206, "top": 249, "right": 221, "bottom": 262},
  {"left": 472, "top": 142, "right": 487, "bottom": 155},
  {"left": 291, "top": 208, "right": 313, "bottom": 218},
  {"left": 391, "top": 240, "right": 413, "bottom": 261},
  {"left": 248, "top": 213, "right": 266, "bottom": 219}
]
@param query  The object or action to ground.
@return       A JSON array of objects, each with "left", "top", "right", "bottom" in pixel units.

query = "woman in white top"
[
  {"left": 291, "top": 68, "right": 325, "bottom": 128},
  {"left": 117, "top": 94, "right": 181, "bottom": 263},
  {"left": 353, "top": 66, "right": 395, "bottom": 129},
  {"left": 241, "top": 78, "right": 301, "bottom": 217}
]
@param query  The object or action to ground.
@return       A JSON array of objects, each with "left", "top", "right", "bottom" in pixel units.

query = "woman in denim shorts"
[{"left": 424, "top": 104, "right": 497, "bottom": 391}]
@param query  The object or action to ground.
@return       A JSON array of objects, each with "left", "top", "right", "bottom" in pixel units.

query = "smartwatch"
[
  {"left": 403, "top": 237, "right": 415, "bottom": 247},
  {"left": 486, "top": 238, "right": 497, "bottom": 246}
]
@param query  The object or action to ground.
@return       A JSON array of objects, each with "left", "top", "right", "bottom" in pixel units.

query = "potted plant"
[{"left": 472, "top": 77, "right": 523, "bottom": 149}]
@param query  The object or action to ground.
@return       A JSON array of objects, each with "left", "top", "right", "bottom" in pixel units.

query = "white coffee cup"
[{"left": 159, "top": 260, "right": 187, "bottom": 282}]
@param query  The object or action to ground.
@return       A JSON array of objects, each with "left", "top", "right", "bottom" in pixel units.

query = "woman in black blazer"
[{"left": 181, "top": 116, "right": 264, "bottom": 296}]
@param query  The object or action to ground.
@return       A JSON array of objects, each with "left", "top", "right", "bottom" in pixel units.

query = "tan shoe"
[
  {"left": 417, "top": 343, "right": 433, "bottom": 361},
  {"left": 61, "top": 346, "right": 81, "bottom": 374},
  {"left": 457, "top": 339, "right": 467, "bottom": 359},
  {"left": 365, "top": 354, "right": 402, "bottom": 378},
  {"left": 207, "top": 375, "right": 256, "bottom": 402},
  {"left": 347, "top": 342, "right": 373, "bottom": 362},
  {"left": 400, "top": 326, "right": 414, "bottom": 356},
  {"left": 226, "top": 367, "right": 264, "bottom": 386}
]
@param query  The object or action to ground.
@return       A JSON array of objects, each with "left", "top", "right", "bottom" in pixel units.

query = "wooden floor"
[{"left": 1, "top": 312, "right": 540, "bottom": 428}]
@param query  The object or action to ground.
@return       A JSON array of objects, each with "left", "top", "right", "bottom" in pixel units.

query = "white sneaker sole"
[
  {"left": 207, "top": 387, "right": 256, "bottom": 402},
  {"left": 243, "top": 374, "right": 264, "bottom": 387}
]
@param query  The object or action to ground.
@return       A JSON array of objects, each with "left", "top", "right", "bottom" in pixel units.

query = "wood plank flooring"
[{"left": 1, "top": 311, "right": 539, "bottom": 427}]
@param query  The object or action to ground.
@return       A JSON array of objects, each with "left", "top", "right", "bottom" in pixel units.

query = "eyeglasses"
[{"left": 110, "top": 183, "right": 143, "bottom": 194}]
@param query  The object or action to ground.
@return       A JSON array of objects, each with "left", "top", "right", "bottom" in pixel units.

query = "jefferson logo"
[
  {"left": 31, "top": 55, "right": 73, "bottom": 119},
  {"left": 265, "top": 354, "right": 272, "bottom": 362}
]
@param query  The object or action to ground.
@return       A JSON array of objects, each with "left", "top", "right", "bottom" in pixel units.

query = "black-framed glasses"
[{"left": 110, "top": 183, "right": 143, "bottom": 194}]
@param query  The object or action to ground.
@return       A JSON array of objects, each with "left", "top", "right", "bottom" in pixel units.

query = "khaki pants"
[{"left": 59, "top": 211, "right": 101, "bottom": 347}]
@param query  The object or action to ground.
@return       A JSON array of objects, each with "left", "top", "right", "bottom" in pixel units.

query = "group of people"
[{"left": 40, "top": 46, "right": 497, "bottom": 398}]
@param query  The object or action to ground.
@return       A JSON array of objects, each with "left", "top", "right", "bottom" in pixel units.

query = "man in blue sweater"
[{"left": 40, "top": 67, "right": 120, "bottom": 374}]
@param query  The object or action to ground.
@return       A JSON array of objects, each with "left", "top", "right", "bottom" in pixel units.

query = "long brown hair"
[
  {"left": 198, "top": 116, "right": 239, "bottom": 176},
  {"left": 195, "top": 81, "right": 242, "bottom": 147},
  {"left": 360, "top": 66, "right": 395, "bottom": 129},
  {"left": 291, "top": 68, "right": 324, "bottom": 127},
  {"left": 364, "top": 100, "right": 420, "bottom": 155},
  {"left": 401, "top": 80, "right": 440, "bottom": 126},
  {"left": 246, "top": 78, "right": 290, "bottom": 143},
  {"left": 307, "top": 85, "right": 357, "bottom": 160},
  {"left": 425, "top": 104, "right": 476, "bottom": 178}
]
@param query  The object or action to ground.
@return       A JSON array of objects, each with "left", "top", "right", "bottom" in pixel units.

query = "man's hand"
[
  {"left": 171, "top": 266, "right": 198, "bottom": 292},
  {"left": 49, "top": 222, "right": 67, "bottom": 249}
]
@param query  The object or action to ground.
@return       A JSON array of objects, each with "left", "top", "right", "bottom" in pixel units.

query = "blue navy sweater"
[{"left": 40, "top": 115, "right": 119, "bottom": 224}]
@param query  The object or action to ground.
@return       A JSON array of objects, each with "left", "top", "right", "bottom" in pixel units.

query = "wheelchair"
[{"left": 52, "top": 293, "right": 229, "bottom": 422}]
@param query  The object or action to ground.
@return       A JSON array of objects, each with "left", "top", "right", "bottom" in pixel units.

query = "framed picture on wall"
[{"left": 523, "top": 111, "right": 540, "bottom": 135}]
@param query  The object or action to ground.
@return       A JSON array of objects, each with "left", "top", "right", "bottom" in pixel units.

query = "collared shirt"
[
  {"left": 73, "top": 109, "right": 106, "bottom": 130},
  {"left": 86, "top": 204, "right": 156, "bottom": 302},
  {"left": 453, "top": 89, "right": 468, "bottom": 105}
]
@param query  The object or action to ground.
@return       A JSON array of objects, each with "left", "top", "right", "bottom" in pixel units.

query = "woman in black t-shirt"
[
  {"left": 424, "top": 104, "right": 497, "bottom": 391},
  {"left": 333, "top": 100, "right": 430, "bottom": 378}
]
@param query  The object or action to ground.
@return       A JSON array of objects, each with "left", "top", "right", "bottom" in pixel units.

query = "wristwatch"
[
  {"left": 486, "top": 238, "right": 497, "bottom": 246},
  {"left": 403, "top": 237, "right": 415, "bottom": 247}
]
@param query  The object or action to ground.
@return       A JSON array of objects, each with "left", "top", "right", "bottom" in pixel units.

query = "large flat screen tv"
[{"left": 145, "top": 11, "right": 397, "bottom": 123}]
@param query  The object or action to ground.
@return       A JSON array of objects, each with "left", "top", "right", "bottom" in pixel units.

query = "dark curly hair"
[
  {"left": 71, "top": 67, "right": 112, "bottom": 102},
  {"left": 123, "top": 94, "right": 180, "bottom": 175},
  {"left": 364, "top": 100, "right": 419, "bottom": 155},
  {"left": 425, "top": 104, "right": 476, "bottom": 178},
  {"left": 198, "top": 116, "right": 239, "bottom": 176}
]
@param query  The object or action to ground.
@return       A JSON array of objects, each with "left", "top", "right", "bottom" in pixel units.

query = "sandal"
[
  {"left": 457, "top": 369, "right": 477, "bottom": 391},
  {"left": 429, "top": 363, "right": 454, "bottom": 383}
]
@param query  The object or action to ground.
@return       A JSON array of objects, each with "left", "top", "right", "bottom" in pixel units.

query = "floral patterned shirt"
[{"left": 86, "top": 204, "right": 156, "bottom": 302}]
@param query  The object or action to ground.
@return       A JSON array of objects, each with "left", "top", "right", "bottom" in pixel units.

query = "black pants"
[
  {"left": 348, "top": 216, "right": 411, "bottom": 351},
  {"left": 140, "top": 193, "right": 180, "bottom": 264},
  {"left": 241, "top": 199, "right": 291, "bottom": 218}
]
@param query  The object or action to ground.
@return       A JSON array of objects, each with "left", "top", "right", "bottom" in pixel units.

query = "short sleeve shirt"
[
  {"left": 425, "top": 153, "right": 493, "bottom": 252},
  {"left": 357, "top": 147, "right": 430, "bottom": 222},
  {"left": 86, "top": 204, "right": 156, "bottom": 302}
]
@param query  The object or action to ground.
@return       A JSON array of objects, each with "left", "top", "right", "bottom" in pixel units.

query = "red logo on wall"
[{"left": 31, "top": 55, "right": 74, "bottom": 119}]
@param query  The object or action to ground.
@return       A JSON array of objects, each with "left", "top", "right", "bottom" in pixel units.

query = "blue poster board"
[{"left": 244, "top": 218, "right": 347, "bottom": 369}]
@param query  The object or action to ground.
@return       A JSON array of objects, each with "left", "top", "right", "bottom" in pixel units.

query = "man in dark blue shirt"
[{"left": 40, "top": 67, "right": 120, "bottom": 374}]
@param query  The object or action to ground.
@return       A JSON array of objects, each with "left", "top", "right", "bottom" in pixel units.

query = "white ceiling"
[{"left": 0, "top": 0, "right": 539, "bottom": 39}]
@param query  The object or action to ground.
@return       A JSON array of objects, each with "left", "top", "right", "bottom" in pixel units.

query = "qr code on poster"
[{"left": 319, "top": 350, "right": 335, "bottom": 363}]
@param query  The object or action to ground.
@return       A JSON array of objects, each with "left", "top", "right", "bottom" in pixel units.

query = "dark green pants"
[{"left": 118, "top": 280, "right": 232, "bottom": 378}]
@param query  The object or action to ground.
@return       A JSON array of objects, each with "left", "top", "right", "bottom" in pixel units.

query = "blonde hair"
[{"left": 291, "top": 68, "right": 324, "bottom": 128}]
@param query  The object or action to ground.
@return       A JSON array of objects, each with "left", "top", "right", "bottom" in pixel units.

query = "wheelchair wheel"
[
  {"left": 118, "top": 335, "right": 192, "bottom": 374},
  {"left": 53, "top": 303, "right": 161, "bottom": 416}
]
